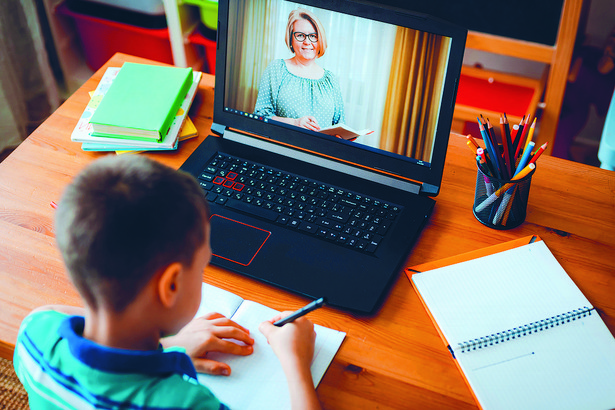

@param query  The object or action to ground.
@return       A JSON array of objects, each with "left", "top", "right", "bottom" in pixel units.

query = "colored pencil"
[
  {"left": 478, "top": 118, "right": 502, "bottom": 179},
  {"left": 487, "top": 118, "right": 508, "bottom": 179},
  {"left": 528, "top": 142, "right": 547, "bottom": 165},
  {"left": 500, "top": 115, "right": 513, "bottom": 178}
]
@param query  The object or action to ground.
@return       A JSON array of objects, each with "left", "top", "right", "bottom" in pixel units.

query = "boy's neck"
[{"left": 83, "top": 304, "right": 161, "bottom": 351}]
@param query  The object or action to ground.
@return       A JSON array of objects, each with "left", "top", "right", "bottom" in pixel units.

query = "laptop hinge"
[
  {"left": 224, "top": 129, "right": 422, "bottom": 195},
  {"left": 211, "top": 122, "right": 226, "bottom": 136},
  {"left": 421, "top": 183, "right": 438, "bottom": 195}
]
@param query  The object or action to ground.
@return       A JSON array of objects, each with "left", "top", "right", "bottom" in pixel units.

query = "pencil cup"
[{"left": 472, "top": 164, "right": 535, "bottom": 229}]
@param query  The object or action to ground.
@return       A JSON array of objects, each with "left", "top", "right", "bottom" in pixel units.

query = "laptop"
[{"left": 180, "top": 0, "right": 467, "bottom": 314}]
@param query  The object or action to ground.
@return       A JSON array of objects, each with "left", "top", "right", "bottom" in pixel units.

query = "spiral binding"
[{"left": 457, "top": 307, "right": 594, "bottom": 353}]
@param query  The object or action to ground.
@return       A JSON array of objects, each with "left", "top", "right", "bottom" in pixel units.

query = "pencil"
[
  {"left": 513, "top": 115, "right": 525, "bottom": 160},
  {"left": 477, "top": 147, "right": 496, "bottom": 178},
  {"left": 475, "top": 163, "right": 535, "bottom": 213},
  {"left": 487, "top": 118, "right": 507, "bottom": 179},
  {"left": 528, "top": 142, "right": 547, "bottom": 165},
  {"left": 478, "top": 118, "right": 502, "bottom": 179},
  {"left": 514, "top": 115, "right": 531, "bottom": 161},
  {"left": 500, "top": 115, "right": 513, "bottom": 178},
  {"left": 503, "top": 113, "right": 512, "bottom": 144},
  {"left": 523, "top": 117, "right": 537, "bottom": 156}
]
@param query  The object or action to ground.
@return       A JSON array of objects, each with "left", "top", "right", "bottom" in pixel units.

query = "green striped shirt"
[{"left": 14, "top": 310, "right": 228, "bottom": 409}]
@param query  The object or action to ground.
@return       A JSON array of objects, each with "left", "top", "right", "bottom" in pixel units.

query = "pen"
[{"left": 273, "top": 297, "right": 325, "bottom": 327}]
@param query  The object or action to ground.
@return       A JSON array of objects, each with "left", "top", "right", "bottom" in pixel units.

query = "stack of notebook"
[{"left": 71, "top": 62, "right": 202, "bottom": 152}]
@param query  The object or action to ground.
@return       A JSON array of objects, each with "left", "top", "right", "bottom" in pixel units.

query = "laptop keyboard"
[{"left": 197, "top": 153, "right": 402, "bottom": 253}]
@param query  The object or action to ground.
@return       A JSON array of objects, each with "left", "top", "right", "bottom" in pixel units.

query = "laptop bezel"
[{"left": 212, "top": 0, "right": 467, "bottom": 196}]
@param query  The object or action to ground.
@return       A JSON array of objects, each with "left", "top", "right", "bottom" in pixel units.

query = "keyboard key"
[
  {"left": 226, "top": 198, "right": 277, "bottom": 221},
  {"left": 298, "top": 222, "right": 318, "bottom": 234},
  {"left": 202, "top": 152, "right": 402, "bottom": 254}
]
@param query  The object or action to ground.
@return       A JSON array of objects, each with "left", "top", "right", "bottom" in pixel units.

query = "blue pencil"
[
  {"left": 513, "top": 141, "right": 535, "bottom": 177},
  {"left": 478, "top": 118, "right": 502, "bottom": 179}
]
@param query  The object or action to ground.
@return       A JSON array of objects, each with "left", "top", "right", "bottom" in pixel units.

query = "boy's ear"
[{"left": 157, "top": 262, "right": 183, "bottom": 308}]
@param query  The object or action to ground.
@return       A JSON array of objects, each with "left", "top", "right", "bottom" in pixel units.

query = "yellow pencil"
[
  {"left": 466, "top": 134, "right": 480, "bottom": 153},
  {"left": 523, "top": 117, "right": 537, "bottom": 155}
]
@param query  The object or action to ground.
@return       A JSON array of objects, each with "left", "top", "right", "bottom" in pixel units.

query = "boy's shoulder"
[{"left": 14, "top": 310, "right": 227, "bottom": 410}]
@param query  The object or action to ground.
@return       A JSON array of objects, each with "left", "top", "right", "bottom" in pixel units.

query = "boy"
[{"left": 13, "top": 155, "right": 321, "bottom": 410}]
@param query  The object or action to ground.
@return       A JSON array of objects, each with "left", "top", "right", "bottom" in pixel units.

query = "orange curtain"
[{"left": 380, "top": 28, "right": 450, "bottom": 162}]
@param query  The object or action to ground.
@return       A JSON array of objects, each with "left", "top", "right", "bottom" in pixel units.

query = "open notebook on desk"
[
  {"left": 194, "top": 283, "right": 345, "bottom": 410},
  {"left": 407, "top": 238, "right": 615, "bottom": 410}
]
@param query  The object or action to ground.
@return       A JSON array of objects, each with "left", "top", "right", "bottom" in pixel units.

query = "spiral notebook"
[{"left": 408, "top": 238, "right": 615, "bottom": 410}]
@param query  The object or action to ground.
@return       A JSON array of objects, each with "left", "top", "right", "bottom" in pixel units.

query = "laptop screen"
[{"left": 213, "top": 0, "right": 466, "bottom": 195}]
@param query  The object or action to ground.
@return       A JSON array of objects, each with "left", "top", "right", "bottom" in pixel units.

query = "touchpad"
[{"left": 209, "top": 214, "right": 271, "bottom": 266}]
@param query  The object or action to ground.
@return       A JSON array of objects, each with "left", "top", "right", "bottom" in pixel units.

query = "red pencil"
[
  {"left": 511, "top": 115, "right": 525, "bottom": 160},
  {"left": 514, "top": 115, "right": 531, "bottom": 160},
  {"left": 528, "top": 142, "right": 547, "bottom": 165}
]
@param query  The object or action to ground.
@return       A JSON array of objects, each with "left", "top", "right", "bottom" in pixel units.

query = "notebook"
[
  {"left": 194, "top": 282, "right": 345, "bottom": 409},
  {"left": 409, "top": 239, "right": 615, "bottom": 410},
  {"left": 89, "top": 62, "right": 193, "bottom": 140},
  {"left": 180, "top": 0, "right": 467, "bottom": 313},
  {"left": 72, "top": 66, "right": 202, "bottom": 151}
]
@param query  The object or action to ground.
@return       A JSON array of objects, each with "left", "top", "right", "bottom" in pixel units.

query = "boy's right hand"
[
  {"left": 259, "top": 313, "right": 322, "bottom": 410},
  {"left": 258, "top": 312, "right": 316, "bottom": 373}
]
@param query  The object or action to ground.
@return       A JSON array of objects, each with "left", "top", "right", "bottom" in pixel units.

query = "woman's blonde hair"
[{"left": 285, "top": 8, "right": 327, "bottom": 58}]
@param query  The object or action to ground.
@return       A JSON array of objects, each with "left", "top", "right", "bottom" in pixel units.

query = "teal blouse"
[{"left": 254, "top": 59, "right": 345, "bottom": 128}]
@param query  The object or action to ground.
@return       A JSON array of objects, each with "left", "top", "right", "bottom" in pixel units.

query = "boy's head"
[{"left": 55, "top": 155, "right": 209, "bottom": 313}]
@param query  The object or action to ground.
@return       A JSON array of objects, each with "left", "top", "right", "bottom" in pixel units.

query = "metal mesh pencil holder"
[{"left": 472, "top": 163, "right": 535, "bottom": 230}]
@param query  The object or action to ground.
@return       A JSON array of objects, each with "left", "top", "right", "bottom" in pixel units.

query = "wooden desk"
[{"left": 1, "top": 53, "right": 614, "bottom": 409}]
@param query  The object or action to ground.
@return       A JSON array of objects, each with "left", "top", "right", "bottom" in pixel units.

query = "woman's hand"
[
  {"left": 161, "top": 312, "right": 254, "bottom": 376},
  {"left": 295, "top": 116, "right": 320, "bottom": 131}
]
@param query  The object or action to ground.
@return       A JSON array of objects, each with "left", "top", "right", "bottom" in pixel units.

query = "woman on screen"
[{"left": 254, "top": 8, "right": 345, "bottom": 132}]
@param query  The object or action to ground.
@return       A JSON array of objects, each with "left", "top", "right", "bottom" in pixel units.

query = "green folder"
[{"left": 89, "top": 62, "right": 193, "bottom": 141}]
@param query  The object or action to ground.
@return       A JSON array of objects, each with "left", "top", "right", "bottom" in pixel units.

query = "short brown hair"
[
  {"left": 285, "top": 8, "right": 327, "bottom": 58},
  {"left": 55, "top": 155, "right": 209, "bottom": 312}
]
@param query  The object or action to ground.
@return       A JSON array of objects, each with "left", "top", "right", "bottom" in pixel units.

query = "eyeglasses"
[{"left": 293, "top": 32, "right": 318, "bottom": 43}]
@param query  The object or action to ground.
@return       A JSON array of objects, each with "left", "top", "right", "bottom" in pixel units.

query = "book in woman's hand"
[{"left": 319, "top": 123, "right": 373, "bottom": 140}]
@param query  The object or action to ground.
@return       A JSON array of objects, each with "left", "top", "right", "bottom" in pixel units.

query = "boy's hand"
[
  {"left": 259, "top": 312, "right": 316, "bottom": 373},
  {"left": 259, "top": 313, "right": 321, "bottom": 410},
  {"left": 161, "top": 312, "right": 254, "bottom": 376}
]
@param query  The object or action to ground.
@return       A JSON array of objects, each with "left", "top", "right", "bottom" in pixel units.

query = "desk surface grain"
[{"left": 1, "top": 53, "right": 614, "bottom": 409}]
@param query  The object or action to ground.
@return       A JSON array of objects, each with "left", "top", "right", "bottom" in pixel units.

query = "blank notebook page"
[
  {"left": 411, "top": 240, "right": 615, "bottom": 410},
  {"left": 412, "top": 240, "right": 591, "bottom": 345}
]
